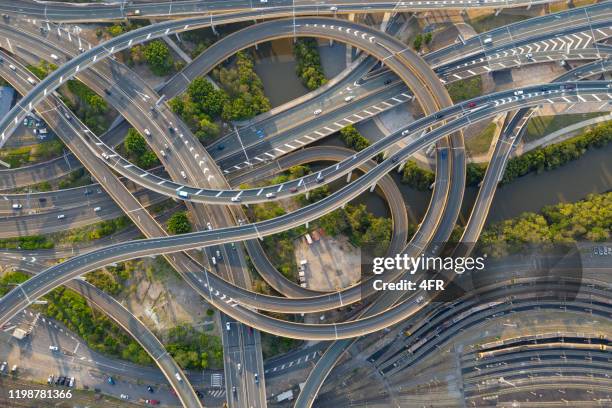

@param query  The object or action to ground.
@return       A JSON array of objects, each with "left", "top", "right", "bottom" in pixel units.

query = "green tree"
[
  {"left": 167, "top": 211, "right": 192, "bottom": 234},
  {"left": 124, "top": 128, "right": 147, "bottom": 156},
  {"left": 143, "top": 40, "right": 172, "bottom": 76},
  {"left": 413, "top": 34, "right": 423, "bottom": 51}
]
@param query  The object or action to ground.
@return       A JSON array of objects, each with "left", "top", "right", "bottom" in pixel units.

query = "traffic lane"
[
  {"left": 211, "top": 81, "right": 407, "bottom": 165},
  {"left": 0, "top": 88, "right": 602, "bottom": 324}
]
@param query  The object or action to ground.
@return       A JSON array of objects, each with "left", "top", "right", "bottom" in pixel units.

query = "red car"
[
  {"left": 146, "top": 399, "right": 160, "bottom": 405},
  {"left": 467, "top": 102, "right": 477, "bottom": 108}
]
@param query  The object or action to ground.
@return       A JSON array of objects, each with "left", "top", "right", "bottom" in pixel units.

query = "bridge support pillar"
[
  {"left": 341, "top": 202, "right": 346, "bottom": 209},
  {"left": 369, "top": 184, "right": 376, "bottom": 193},
  {"left": 526, "top": 3, "right": 531, "bottom": 10},
  {"left": 495, "top": 9, "right": 501, "bottom": 16},
  {"left": 305, "top": 221, "right": 309, "bottom": 229},
  {"left": 397, "top": 161, "right": 406, "bottom": 173},
  {"left": 305, "top": 191, "right": 310, "bottom": 201},
  {"left": 346, "top": 171, "right": 352, "bottom": 183}
]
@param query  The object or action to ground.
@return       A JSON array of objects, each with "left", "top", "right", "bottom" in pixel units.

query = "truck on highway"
[{"left": 178, "top": 190, "right": 189, "bottom": 199}]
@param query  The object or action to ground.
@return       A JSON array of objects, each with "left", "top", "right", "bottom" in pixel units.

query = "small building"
[
  {"left": 12, "top": 328, "right": 29, "bottom": 340},
  {"left": 276, "top": 390, "right": 294, "bottom": 402}
]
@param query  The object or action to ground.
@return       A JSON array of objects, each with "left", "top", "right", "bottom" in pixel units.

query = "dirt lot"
[
  {"left": 293, "top": 231, "right": 361, "bottom": 291},
  {"left": 119, "top": 258, "right": 217, "bottom": 336}
]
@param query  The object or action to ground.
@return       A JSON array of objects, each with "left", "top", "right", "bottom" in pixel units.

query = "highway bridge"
[{"left": 0, "top": 2, "right": 610, "bottom": 408}]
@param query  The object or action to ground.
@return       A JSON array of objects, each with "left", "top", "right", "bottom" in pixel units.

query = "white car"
[
  {"left": 344, "top": 95, "right": 355, "bottom": 102},
  {"left": 93, "top": 207, "right": 101, "bottom": 212},
  {"left": 57, "top": 214, "right": 65, "bottom": 220},
  {"left": 120, "top": 394, "right": 129, "bottom": 400},
  {"left": 143, "top": 128, "right": 151, "bottom": 137},
  {"left": 226, "top": 322, "right": 231, "bottom": 331},
  {"left": 49, "top": 345, "right": 59, "bottom": 352},
  {"left": 313, "top": 109, "right": 322, "bottom": 116}
]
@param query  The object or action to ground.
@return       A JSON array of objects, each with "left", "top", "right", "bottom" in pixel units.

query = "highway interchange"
[{"left": 0, "top": 1, "right": 610, "bottom": 407}]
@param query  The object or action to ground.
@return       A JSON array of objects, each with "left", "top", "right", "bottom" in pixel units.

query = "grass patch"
[
  {"left": 59, "top": 216, "right": 133, "bottom": 244},
  {"left": 0, "top": 235, "right": 55, "bottom": 250},
  {"left": 466, "top": 123, "right": 497, "bottom": 155},
  {"left": 524, "top": 113, "right": 607, "bottom": 142},
  {"left": 57, "top": 168, "right": 91, "bottom": 189},
  {"left": 468, "top": 13, "right": 529, "bottom": 33},
  {"left": 0, "top": 140, "right": 64, "bottom": 168},
  {"left": 446, "top": 76, "right": 482, "bottom": 103}
]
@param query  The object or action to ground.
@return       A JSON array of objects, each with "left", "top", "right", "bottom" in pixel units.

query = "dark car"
[
  {"left": 195, "top": 390, "right": 204, "bottom": 399},
  {"left": 147, "top": 385, "right": 154, "bottom": 393},
  {"left": 217, "top": 144, "right": 225, "bottom": 151},
  {"left": 39, "top": 197, "right": 47, "bottom": 203},
  {"left": 104, "top": 89, "right": 112, "bottom": 96},
  {"left": 384, "top": 79, "right": 392, "bottom": 85},
  {"left": 107, "top": 376, "right": 115, "bottom": 385},
  {"left": 289, "top": 187, "right": 298, "bottom": 193}
]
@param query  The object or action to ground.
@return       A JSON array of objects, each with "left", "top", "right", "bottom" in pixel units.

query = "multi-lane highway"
[
  {"left": 0, "top": 3, "right": 610, "bottom": 408},
  {"left": 0, "top": 0, "right": 561, "bottom": 22}
]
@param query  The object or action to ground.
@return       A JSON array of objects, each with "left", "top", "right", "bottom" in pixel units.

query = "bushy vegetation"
[
  {"left": 45, "top": 287, "right": 152, "bottom": 365},
  {"left": 172, "top": 52, "right": 270, "bottom": 138},
  {"left": 412, "top": 32, "right": 432, "bottom": 52},
  {"left": 213, "top": 51, "right": 271, "bottom": 121},
  {"left": 64, "top": 216, "right": 132, "bottom": 243},
  {"left": 0, "top": 235, "right": 54, "bottom": 250},
  {"left": 167, "top": 211, "right": 192, "bottom": 234},
  {"left": 27, "top": 60, "right": 57, "bottom": 80},
  {"left": 29, "top": 59, "right": 110, "bottom": 134},
  {"left": 0, "top": 272, "right": 29, "bottom": 296},
  {"left": 0, "top": 271, "right": 151, "bottom": 365},
  {"left": 317, "top": 204, "right": 392, "bottom": 256},
  {"left": 402, "top": 160, "right": 435, "bottom": 191},
  {"left": 64, "top": 80, "right": 109, "bottom": 134},
  {"left": 85, "top": 263, "right": 130, "bottom": 296},
  {"left": 57, "top": 168, "right": 90, "bottom": 189},
  {"left": 123, "top": 128, "right": 159, "bottom": 169},
  {"left": 466, "top": 121, "right": 612, "bottom": 186},
  {"left": 169, "top": 77, "right": 224, "bottom": 141},
  {"left": 142, "top": 40, "right": 173, "bottom": 76},
  {"left": 0, "top": 140, "right": 64, "bottom": 168},
  {"left": 481, "top": 192, "right": 611, "bottom": 256},
  {"left": 165, "top": 324, "right": 223, "bottom": 369},
  {"left": 446, "top": 76, "right": 482, "bottom": 102},
  {"left": 340, "top": 125, "right": 371, "bottom": 151},
  {"left": 402, "top": 122, "right": 612, "bottom": 190},
  {"left": 294, "top": 38, "right": 327, "bottom": 90}
]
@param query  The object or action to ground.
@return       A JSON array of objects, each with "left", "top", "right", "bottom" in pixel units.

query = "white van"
[
  {"left": 50, "top": 54, "right": 59, "bottom": 61},
  {"left": 26, "top": 77, "right": 36, "bottom": 85},
  {"left": 93, "top": 206, "right": 101, "bottom": 212},
  {"left": 57, "top": 214, "right": 65, "bottom": 220},
  {"left": 12, "top": 203, "right": 22, "bottom": 210}
]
